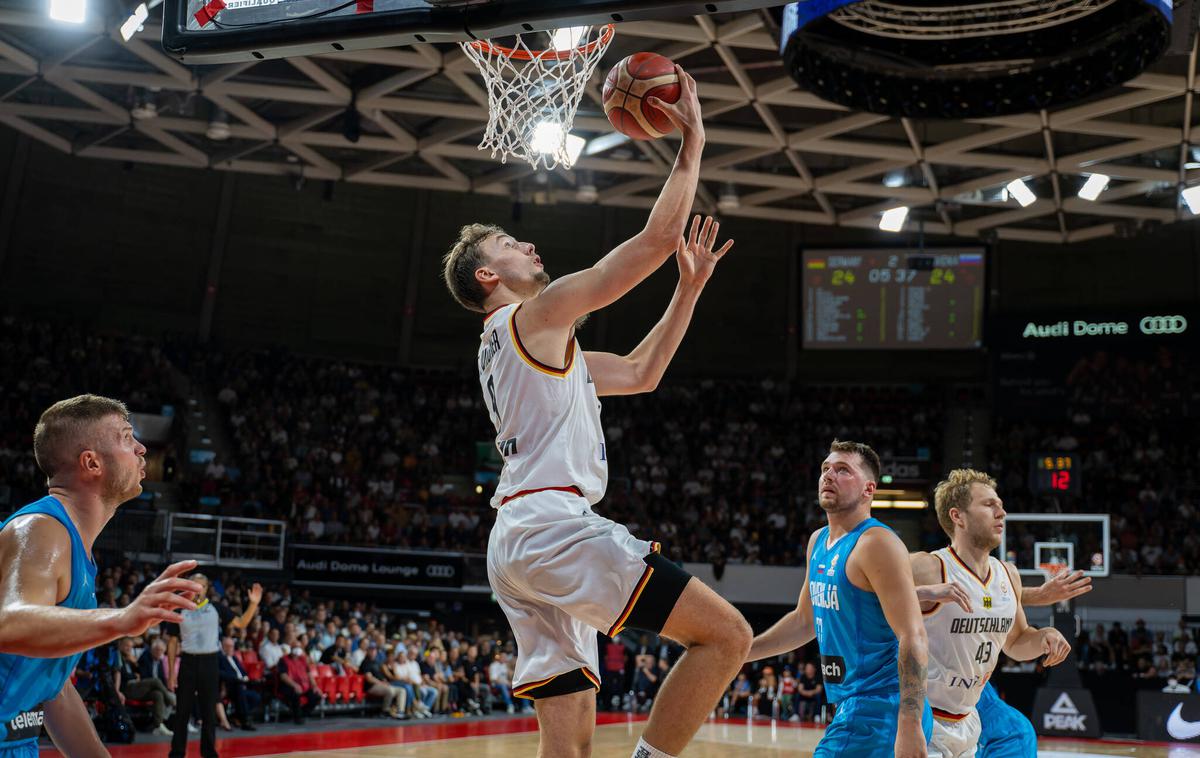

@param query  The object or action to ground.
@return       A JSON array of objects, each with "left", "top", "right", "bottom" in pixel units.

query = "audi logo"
[
  {"left": 425, "top": 565, "right": 456, "bottom": 578},
  {"left": 1139, "top": 315, "right": 1188, "bottom": 335}
]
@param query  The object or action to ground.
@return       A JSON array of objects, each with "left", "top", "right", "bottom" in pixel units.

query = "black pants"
[
  {"left": 222, "top": 679, "right": 262, "bottom": 723},
  {"left": 170, "top": 653, "right": 219, "bottom": 758},
  {"left": 278, "top": 685, "right": 320, "bottom": 723}
]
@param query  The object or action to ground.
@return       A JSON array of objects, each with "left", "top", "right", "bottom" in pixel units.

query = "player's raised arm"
[
  {"left": 1000, "top": 562, "right": 1071, "bottom": 666},
  {"left": 0, "top": 519, "right": 199, "bottom": 658},
  {"left": 856, "top": 529, "right": 928, "bottom": 758},
  {"left": 585, "top": 215, "right": 733, "bottom": 396},
  {"left": 520, "top": 66, "right": 705, "bottom": 330},
  {"left": 748, "top": 532, "right": 819, "bottom": 662}
]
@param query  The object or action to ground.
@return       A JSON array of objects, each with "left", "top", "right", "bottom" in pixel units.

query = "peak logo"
[{"left": 1043, "top": 692, "right": 1086, "bottom": 731}]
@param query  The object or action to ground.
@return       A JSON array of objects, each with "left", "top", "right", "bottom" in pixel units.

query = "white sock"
[{"left": 631, "top": 737, "right": 676, "bottom": 758}]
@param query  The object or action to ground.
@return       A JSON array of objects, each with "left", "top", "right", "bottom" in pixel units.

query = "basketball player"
[
  {"left": 442, "top": 68, "right": 751, "bottom": 758},
  {"left": 749, "top": 440, "right": 934, "bottom": 758},
  {"left": 0, "top": 395, "right": 203, "bottom": 758},
  {"left": 911, "top": 469, "right": 1071, "bottom": 758},
  {"left": 921, "top": 563, "right": 1091, "bottom": 758}
]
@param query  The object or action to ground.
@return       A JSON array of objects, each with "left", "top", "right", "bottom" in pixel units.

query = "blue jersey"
[
  {"left": 0, "top": 496, "right": 98, "bottom": 745},
  {"left": 809, "top": 517, "right": 899, "bottom": 703}
]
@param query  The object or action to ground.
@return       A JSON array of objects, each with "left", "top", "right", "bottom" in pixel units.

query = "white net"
[{"left": 460, "top": 25, "right": 614, "bottom": 171}]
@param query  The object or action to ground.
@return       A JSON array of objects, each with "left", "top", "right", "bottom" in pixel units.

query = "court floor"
[
  {"left": 266, "top": 721, "right": 1196, "bottom": 757},
  {"left": 85, "top": 714, "right": 1195, "bottom": 758}
]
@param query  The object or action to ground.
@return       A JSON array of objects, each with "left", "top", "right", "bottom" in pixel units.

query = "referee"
[{"left": 165, "top": 574, "right": 261, "bottom": 758}]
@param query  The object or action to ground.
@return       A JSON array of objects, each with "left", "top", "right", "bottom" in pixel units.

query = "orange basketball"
[{"left": 602, "top": 52, "right": 681, "bottom": 140}]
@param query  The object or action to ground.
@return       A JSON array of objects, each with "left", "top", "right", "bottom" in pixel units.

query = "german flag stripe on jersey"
[
  {"left": 948, "top": 546, "right": 992, "bottom": 588},
  {"left": 510, "top": 304, "right": 575, "bottom": 378},
  {"left": 933, "top": 707, "right": 969, "bottom": 722},
  {"left": 607, "top": 542, "right": 662, "bottom": 638}
]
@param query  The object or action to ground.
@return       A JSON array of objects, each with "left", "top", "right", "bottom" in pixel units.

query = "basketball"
[{"left": 602, "top": 52, "right": 681, "bottom": 140}]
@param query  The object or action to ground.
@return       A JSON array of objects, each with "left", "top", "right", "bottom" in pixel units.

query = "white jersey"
[
  {"left": 924, "top": 547, "right": 1018, "bottom": 716},
  {"left": 477, "top": 303, "right": 607, "bottom": 509}
]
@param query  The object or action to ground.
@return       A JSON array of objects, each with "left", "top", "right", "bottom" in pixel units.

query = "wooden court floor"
[
  {"left": 65, "top": 714, "right": 1196, "bottom": 758},
  {"left": 268, "top": 720, "right": 1194, "bottom": 757}
]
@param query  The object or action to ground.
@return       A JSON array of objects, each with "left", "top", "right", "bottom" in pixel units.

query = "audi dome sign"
[{"left": 1016, "top": 312, "right": 1190, "bottom": 341}]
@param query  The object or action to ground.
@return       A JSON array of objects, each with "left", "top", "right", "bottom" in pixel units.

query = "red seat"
[
  {"left": 317, "top": 664, "right": 334, "bottom": 679},
  {"left": 245, "top": 661, "right": 265, "bottom": 681},
  {"left": 336, "top": 675, "right": 351, "bottom": 704},
  {"left": 241, "top": 649, "right": 260, "bottom": 666},
  {"left": 348, "top": 674, "right": 364, "bottom": 703}
]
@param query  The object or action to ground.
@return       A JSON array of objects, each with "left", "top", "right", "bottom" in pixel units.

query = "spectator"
[
  {"left": 725, "top": 672, "right": 752, "bottom": 717},
  {"left": 114, "top": 637, "right": 175, "bottom": 736},
  {"left": 277, "top": 646, "right": 322, "bottom": 724},
  {"left": 797, "top": 661, "right": 824, "bottom": 722},
  {"left": 488, "top": 652, "right": 516, "bottom": 714},
  {"left": 778, "top": 667, "right": 798, "bottom": 722},
  {"left": 218, "top": 637, "right": 261, "bottom": 730},
  {"left": 138, "top": 637, "right": 171, "bottom": 687},
  {"left": 359, "top": 646, "right": 406, "bottom": 719},
  {"left": 632, "top": 653, "right": 660, "bottom": 712},
  {"left": 259, "top": 628, "right": 285, "bottom": 670}
]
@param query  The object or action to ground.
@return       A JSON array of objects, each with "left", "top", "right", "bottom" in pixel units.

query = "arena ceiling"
[{"left": 0, "top": 4, "right": 1198, "bottom": 243}]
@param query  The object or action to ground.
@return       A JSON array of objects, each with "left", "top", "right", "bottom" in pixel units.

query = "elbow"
[{"left": 900, "top": 625, "right": 929, "bottom": 661}]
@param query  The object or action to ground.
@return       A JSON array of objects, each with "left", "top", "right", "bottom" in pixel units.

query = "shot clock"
[{"left": 1029, "top": 453, "right": 1081, "bottom": 494}]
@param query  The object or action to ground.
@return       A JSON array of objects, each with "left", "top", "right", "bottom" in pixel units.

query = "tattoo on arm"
[{"left": 898, "top": 644, "right": 927, "bottom": 717}]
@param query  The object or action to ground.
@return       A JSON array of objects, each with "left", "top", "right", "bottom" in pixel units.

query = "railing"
[{"left": 166, "top": 513, "right": 286, "bottom": 569}]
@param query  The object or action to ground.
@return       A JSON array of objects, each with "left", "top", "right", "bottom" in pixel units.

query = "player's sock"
[{"left": 631, "top": 737, "right": 676, "bottom": 758}]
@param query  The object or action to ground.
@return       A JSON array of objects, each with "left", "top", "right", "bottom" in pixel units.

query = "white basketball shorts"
[
  {"left": 486, "top": 486, "right": 690, "bottom": 699},
  {"left": 929, "top": 708, "right": 981, "bottom": 758}
]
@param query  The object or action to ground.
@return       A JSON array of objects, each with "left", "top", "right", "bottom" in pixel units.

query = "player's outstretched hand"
[
  {"left": 1041, "top": 568, "right": 1092, "bottom": 604},
  {"left": 916, "top": 581, "right": 971, "bottom": 613},
  {"left": 676, "top": 214, "right": 733, "bottom": 290},
  {"left": 1040, "top": 627, "right": 1071, "bottom": 667},
  {"left": 647, "top": 65, "right": 703, "bottom": 143},
  {"left": 117, "top": 560, "right": 203, "bottom": 636}
]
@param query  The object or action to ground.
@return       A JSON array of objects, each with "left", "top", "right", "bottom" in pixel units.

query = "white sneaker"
[
  {"left": 788, "top": 714, "right": 800, "bottom": 723},
  {"left": 187, "top": 721, "right": 200, "bottom": 734},
  {"left": 154, "top": 724, "right": 174, "bottom": 737}
]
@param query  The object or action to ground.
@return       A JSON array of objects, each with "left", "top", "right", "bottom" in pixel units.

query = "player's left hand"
[
  {"left": 1040, "top": 568, "right": 1092, "bottom": 604},
  {"left": 248, "top": 583, "right": 263, "bottom": 605},
  {"left": 676, "top": 214, "right": 733, "bottom": 290},
  {"left": 1040, "top": 627, "right": 1071, "bottom": 667}
]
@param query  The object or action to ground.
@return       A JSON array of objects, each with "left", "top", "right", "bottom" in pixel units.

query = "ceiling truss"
[{"left": 0, "top": 5, "right": 1198, "bottom": 243}]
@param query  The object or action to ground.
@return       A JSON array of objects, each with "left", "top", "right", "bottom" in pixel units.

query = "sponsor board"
[
  {"left": 1033, "top": 688, "right": 1101, "bottom": 738},
  {"left": 1137, "top": 691, "right": 1200, "bottom": 743},
  {"left": 292, "top": 544, "right": 463, "bottom": 589}
]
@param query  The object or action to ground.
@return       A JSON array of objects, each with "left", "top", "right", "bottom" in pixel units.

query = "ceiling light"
[
  {"left": 717, "top": 182, "right": 739, "bottom": 212},
  {"left": 879, "top": 206, "right": 909, "bottom": 232},
  {"left": 130, "top": 90, "right": 158, "bottom": 120},
  {"left": 563, "top": 133, "right": 585, "bottom": 165},
  {"left": 1182, "top": 185, "right": 1200, "bottom": 214},
  {"left": 206, "top": 107, "right": 230, "bottom": 141},
  {"left": 119, "top": 2, "right": 147, "bottom": 40},
  {"left": 883, "top": 170, "right": 906, "bottom": 188},
  {"left": 1077, "top": 173, "right": 1109, "bottom": 201},
  {"left": 49, "top": 0, "right": 86, "bottom": 23},
  {"left": 1005, "top": 178, "right": 1037, "bottom": 207},
  {"left": 551, "top": 27, "right": 586, "bottom": 52},
  {"left": 576, "top": 183, "right": 598, "bottom": 203},
  {"left": 531, "top": 121, "right": 585, "bottom": 168}
]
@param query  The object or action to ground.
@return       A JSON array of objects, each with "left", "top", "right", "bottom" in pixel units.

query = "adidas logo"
[{"left": 1043, "top": 692, "right": 1086, "bottom": 731}]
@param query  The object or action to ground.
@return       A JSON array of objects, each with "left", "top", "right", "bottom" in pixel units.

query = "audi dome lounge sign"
[{"left": 293, "top": 544, "right": 463, "bottom": 589}]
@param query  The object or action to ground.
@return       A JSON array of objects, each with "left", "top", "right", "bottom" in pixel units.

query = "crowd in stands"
[
  {"left": 990, "top": 346, "right": 1200, "bottom": 575},
  {"left": 1, "top": 315, "right": 1197, "bottom": 577}
]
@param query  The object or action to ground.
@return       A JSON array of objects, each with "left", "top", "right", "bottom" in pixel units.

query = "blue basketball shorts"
[
  {"left": 976, "top": 683, "right": 1037, "bottom": 758},
  {"left": 814, "top": 692, "right": 934, "bottom": 758}
]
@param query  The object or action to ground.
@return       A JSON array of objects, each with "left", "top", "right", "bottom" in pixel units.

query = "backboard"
[
  {"left": 162, "top": 0, "right": 784, "bottom": 64},
  {"left": 999, "top": 513, "right": 1110, "bottom": 578}
]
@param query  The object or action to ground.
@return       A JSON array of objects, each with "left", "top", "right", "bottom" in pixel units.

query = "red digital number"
[{"left": 1051, "top": 471, "right": 1071, "bottom": 491}]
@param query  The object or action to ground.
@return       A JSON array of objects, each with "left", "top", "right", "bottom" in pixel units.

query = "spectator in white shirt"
[{"left": 258, "top": 628, "right": 285, "bottom": 670}]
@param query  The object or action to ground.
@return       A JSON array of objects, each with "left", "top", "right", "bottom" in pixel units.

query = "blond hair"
[
  {"left": 33, "top": 394, "right": 130, "bottom": 481},
  {"left": 442, "top": 223, "right": 506, "bottom": 312},
  {"left": 933, "top": 468, "right": 997, "bottom": 538}
]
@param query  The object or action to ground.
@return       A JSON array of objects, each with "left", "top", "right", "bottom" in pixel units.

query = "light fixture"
[
  {"left": 206, "top": 107, "right": 230, "bottom": 141},
  {"left": 1077, "top": 173, "right": 1109, "bottom": 201},
  {"left": 551, "top": 26, "right": 586, "bottom": 52},
  {"left": 1182, "top": 185, "right": 1200, "bottom": 214},
  {"left": 49, "top": 0, "right": 86, "bottom": 23},
  {"left": 883, "top": 170, "right": 906, "bottom": 188},
  {"left": 531, "top": 121, "right": 585, "bottom": 167},
  {"left": 130, "top": 89, "right": 158, "bottom": 120},
  {"left": 576, "top": 170, "right": 597, "bottom": 203},
  {"left": 1005, "top": 178, "right": 1037, "bottom": 207},
  {"left": 879, "top": 206, "right": 909, "bottom": 232},
  {"left": 119, "top": 2, "right": 147, "bottom": 40},
  {"left": 717, "top": 182, "right": 739, "bottom": 212}
]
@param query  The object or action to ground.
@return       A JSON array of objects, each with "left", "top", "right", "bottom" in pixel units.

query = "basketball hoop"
[{"left": 460, "top": 25, "right": 615, "bottom": 171}]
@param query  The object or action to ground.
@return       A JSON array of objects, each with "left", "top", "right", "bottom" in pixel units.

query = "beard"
[
  {"left": 969, "top": 528, "right": 1001, "bottom": 552},
  {"left": 818, "top": 492, "right": 859, "bottom": 514}
]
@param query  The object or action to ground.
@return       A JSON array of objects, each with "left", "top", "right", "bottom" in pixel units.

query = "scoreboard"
[
  {"left": 803, "top": 248, "right": 985, "bottom": 349},
  {"left": 1029, "top": 453, "right": 1082, "bottom": 494}
]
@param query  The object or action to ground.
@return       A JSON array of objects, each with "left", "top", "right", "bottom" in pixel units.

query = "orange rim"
[{"left": 468, "top": 24, "right": 614, "bottom": 62}]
